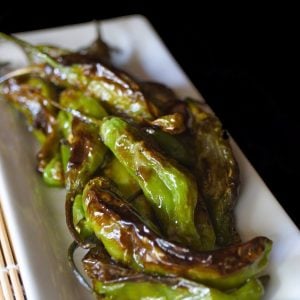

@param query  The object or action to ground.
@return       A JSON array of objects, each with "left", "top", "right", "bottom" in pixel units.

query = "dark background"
[{"left": 1, "top": 5, "right": 299, "bottom": 227}]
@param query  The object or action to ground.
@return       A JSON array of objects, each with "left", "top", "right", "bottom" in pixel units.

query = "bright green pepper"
[
  {"left": 60, "top": 143, "right": 71, "bottom": 173},
  {"left": 130, "top": 193, "right": 158, "bottom": 225},
  {"left": 93, "top": 278, "right": 263, "bottom": 300},
  {"left": 102, "top": 156, "right": 140, "bottom": 199},
  {"left": 72, "top": 194, "right": 93, "bottom": 239},
  {"left": 60, "top": 89, "right": 108, "bottom": 120},
  {"left": 100, "top": 116, "right": 214, "bottom": 250},
  {"left": 42, "top": 153, "right": 64, "bottom": 187},
  {"left": 82, "top": 177, "right": 272, "bottom": 290},
  {"left": 27, "top": 77, "right": 57, "bottom": 101}
]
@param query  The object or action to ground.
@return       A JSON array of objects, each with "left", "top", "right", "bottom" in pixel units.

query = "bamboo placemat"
[{"left": 0, "top": 203, "right": 26, "bottom": 299}]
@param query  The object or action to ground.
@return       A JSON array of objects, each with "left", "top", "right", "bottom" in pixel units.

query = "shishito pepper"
[
  {"left": 81, "top": 176, "right": 271, "bottom": 290},
  {"left": 100, "top": 116, "right": 215, "bottom": 250},
  {"left": 0, "top": 33, "right": 159, "bottom": 123},
  {"left": 102, "top": 156, "right": 141, "bottom": 199},
  {"left": 1, "top": 77, "right": 61, "bottom": 174},
  {"left": 143, "top": 127, "right": 195, "bottom": 167},
  {"left": 92, "top": 278, "right": 263, "bottom": 300},
  {"left": 83, "top": 244, "right": 264, "bottom": 300},
  {"left": 54, "top": 89, "right": 109, "bottom": 243},
  {"left": 55, "top": 89, "right": 108, "bottom": 193},
  {"left": 187, "top": 100, "right": 240, "bottom": 246}
]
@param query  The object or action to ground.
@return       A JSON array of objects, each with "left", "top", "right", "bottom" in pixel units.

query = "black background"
[{"left": 1, "top": 4, "right": 299, "bottom": 227}]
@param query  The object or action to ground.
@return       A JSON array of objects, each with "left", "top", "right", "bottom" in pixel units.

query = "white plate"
[{"left": 0, "top": 15, "right": 300, "bottom": 300}]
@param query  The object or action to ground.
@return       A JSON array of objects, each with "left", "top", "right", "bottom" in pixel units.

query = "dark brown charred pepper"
[
  {"left": 81, "top": 177, "right": 272, "bottom": 290},
  {"left": 82, "top": 244, "right": 264, "bottom": 300},
  {"left": 188, "top": 99, "right": 241, "bottom": 246}
]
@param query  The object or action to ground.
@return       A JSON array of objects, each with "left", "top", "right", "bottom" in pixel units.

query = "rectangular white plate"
[{"left": 0, "top": 15, "right": 300, "bottom": 300}]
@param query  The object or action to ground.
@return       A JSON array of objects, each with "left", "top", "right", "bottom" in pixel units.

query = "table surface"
[
  {"left": 0, "top": 7, "right": 298, "bottom": 231},
  {"left": 0, "top": 203, "right": 25, "bottom": 299}
]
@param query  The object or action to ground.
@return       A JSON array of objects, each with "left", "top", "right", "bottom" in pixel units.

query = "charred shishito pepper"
[
  {"left": 0, "top": 77, "right": 63, "bottom": 183},
  {"left": 0, "top": 33, "right": 159, "bottom": 123},
  {"left": 81, "top": 177, "right": 271, "bottom": 290},
  {"left": 82, "top": 244, "right": 264, "bottom": 300},
  {"left": 57, "top": 89, "right": 109, "bottom": 243},
  {"left": 187, "top": 100, "right": 240, "bottom": 246},
  {"left": 99, "top": 116, "right": 215, "bottom": 250}
]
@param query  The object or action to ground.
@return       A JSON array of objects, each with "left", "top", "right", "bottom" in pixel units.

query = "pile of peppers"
[{"left": 0, "top": 29, "right": 272, "bottom": 300}]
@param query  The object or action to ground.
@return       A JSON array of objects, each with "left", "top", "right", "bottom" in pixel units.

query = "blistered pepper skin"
[
  {"left": 92, "top": 279, "right": 263, "bottom": 300},
  {"left": 83, "top": 246, "right": 264, "bottom": 300},
  {"left": 0, "top": 32, "right": 159, "bottom": 123},
  {"left": 1, "top": 77, "right": 59, "bottom": 172},
  {"left": 188, "top": 100, "right": 240, "bottom": 246},
  {"left": 102, "top": 157, "right": 140, "bottom": 199},
  {"left": 82, "top": 177, "right": 272, "bottom": 290},
  {"left": 99, "top": 116, "right": 214, "bottom": 250}
]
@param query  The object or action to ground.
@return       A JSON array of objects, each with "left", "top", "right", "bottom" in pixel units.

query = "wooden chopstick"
[{"left": 0, "top": 204, "right": 25, "bottom": 299}]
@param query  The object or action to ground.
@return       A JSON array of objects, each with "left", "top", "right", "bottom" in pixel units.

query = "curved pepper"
[
  {"left": 59, "top": 89, "right": 108, "bottom": 193},
  {"left": 143, "top": 127, "right": 195, "bottom": 167},
  {"left": 100, "top": 116, "right": 214, "bottom": 250},
  {"left": 65, "top": 118, "right": 107, "bottom": 195},
  {"left": 0, "top": 33, "right": 159, "bottom": 123},
  {"left": 102, "top": 156, "right": 140, "bottom": 199},
  {"left": 1, "top": 77, "right": 60, "bottom": 172},
  {"left": 83, "top": 245, "right": 264, "bottom": 300},
  {"left": 187, "top": 100, "right": 240, "bottom": 246},
  {"left": 82, "top": 177, "right": 272, "bottom": 290}
]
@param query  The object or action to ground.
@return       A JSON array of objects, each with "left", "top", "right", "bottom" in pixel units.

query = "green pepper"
[
  {"left": 1, "top": 77, "right": 60, "bottom": 171},
  {"left": 187, "top": 99, "right": 240, "bottom": 246},
  {"left": 0, "top": 33, "right": 159, "bottom": 123},
  {"left": 58, "top": 89, "right": 108, "bottom": 193},
  {"left": 100, "top": 116, "right": 214, "bottom": 250},
  {"left": 72, "top": 194, "right": 93, "bottom": 239},
  {"left": 60, "top": 142, "right": 71, "bottom": 173},
  {"left": 42, "top": 153, "right": 64, "bottom": 187},
  {"left": 102, "top": 156, "right": 140, "bottom": 199},
  {"left": 65, "top": 118, "right": 107, "bottom": 194},
  {"left": 143, "top": 127, "right": 195, "bottom": 167},
  {"left": 83, "top": 245, "right": 264, "bottom": 300},
  {"left": 54, "top": 89, "right": 109, "bottom": 245},
  {"left": 82, "top": 176, "right": 272, "bottom": 290},
  {"left": 93, "top": 278, "right": 263, "bottom": 300},
  {"left": 57, "top": 89, "right": 108, "bottom": 141},
  {"left": 130, "top": 193, "right": 158, "bottom": 225},
  {"left": 64, "top": 119, "right": 106, "bottom": 244},
  {"left": 60, "top": 89, "right": 108, "bottom": 120},
  {"left": 149, "top": 113, "right": 186, "bottom": 134},
  {"left": 27, "top": 77, "right": 57, "bottom": 101}
]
